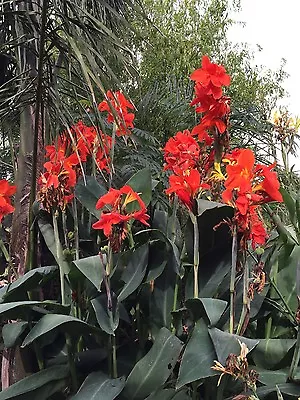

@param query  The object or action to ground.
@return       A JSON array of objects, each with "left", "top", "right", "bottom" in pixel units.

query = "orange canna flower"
[
  {"left": 190, "top": 55, "right": 230, "bottom": 100},
  {"left": 92, "top": 185, "right": 149, "bottom": 251},
  {"left": 166, "top": 169, "right": 210, "bottom": 210},
  {"left": 0, "top": 180, "right": 16, "bottom": 223},
  {"left": 98, "top": 90, "right": 135, "bottom": 136}
]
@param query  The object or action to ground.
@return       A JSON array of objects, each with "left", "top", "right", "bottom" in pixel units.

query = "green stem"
[
  {"left": 265, "top": 261, "right": 278, "bottom": 339},
  {"left": 289, "top": 326, "right": 300, "bottom": 381},
  {"left": 270, "top": 278, "right": 297, "bottom": 324},
  {"left": 128, "top": 226, "right": 135, "bottom": 250},
  {"left": 52, "top": 211, "right": 66, "bottom": 305},
  {"left": 236, "top": 258, "right": 249, "bottom": 335},
  {"left": 265, "top": 204, "right": 298, "bottom": 245},
  {"left": 62, "top": 211, "right": 68, "bottom": 248},
  {"left": 230, "top": 226, "right": 238, "bottom": 334},
  {"left": 112, "top": 334, "right": 117, "bottom": 379},
  {"left": 73, "top": 198, "right": 80, "bottom": 260},
  {"left": 0, "top": 233, "right": 18, "bottom": 279},
  {"left": 189, "top": 212, "right": 199, "bottom": 299},
  {"left": 66, "top": 334, "right": 78, "bottom": 392}
]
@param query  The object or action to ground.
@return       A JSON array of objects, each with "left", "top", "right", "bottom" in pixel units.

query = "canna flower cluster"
[
  {"left": 92, "top": 185, "right": 149, "bottom": 251},
  {"left": 0, "top": 180, "right": 16, "bottom": 223},
  {"left": 163, "top": 56, "right": 232, "bottom": 210},
  {"left": 98, "top": 90, "right": 135, "bottom": 137},
  {"left": 222, "top": 148, "right": 282, "bottom": 249},
  {"left": 39, "top": 121, "right": 112, "bottom": 211},
  {"left": 164, "top": 55, "right": 283, "bottom": 249},
  {"left": 39, "top": 90, "right": 134, "bottom": 212}
]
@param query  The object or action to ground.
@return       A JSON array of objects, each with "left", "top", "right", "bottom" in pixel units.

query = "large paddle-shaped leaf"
[
  {"left": 208, "top": 328, "right": 259, "bottom": 365},
  {"left": 0, "top": 301, "right": 70, "bottom": 320},
  {"left": 71, "top": 371, "right": 125, "bottom": 400},
  {"left": 0, "top": 365, "right": 69, "bottom": 400},
  {"left": 118, "top": 244, "right": 148, "bottom": 302},
  {"left": 22, "top": 314, "right": 98, "bottom": 348},
  {"left": 123, "top": 327, "right": 183, "bottom": 399},
  {"left": 75, "top": 176, "right": 106, "bottom": 218},
  {"left": 177, "top": 319, "right": 217, "bottom": 389},
  {"left": 2, "top": 266, "right": 57, "bottom": 302},
  {"left": 73, "top": 254, "right": 104, "bottom": 290},
  {"left": 125, "top": 168, "right": 152, "bottom": 208},
  {"left": 2, "top": 321, "right": 28, "bottom": 348}
]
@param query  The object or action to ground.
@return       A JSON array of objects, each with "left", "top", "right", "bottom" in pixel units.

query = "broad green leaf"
[
  {"left": 71, "top": 371, "right": 125, "bottom": 400},
  {"left": 73, "top": 255, "right": 104, "bottom": 290},
  {"left": 75, "top": 176, "right": 106, "bottom": 218},
  {"left": 281, "top": 188, "right": 297, "bottom": 228},
  {"left": 146, "top": 388, "right": 190, "bottom": 400},
  {"left": 0, "top": 365, "right": 69, "bottom": 400},
  {"left": 195, "top": 201, "right": 233, "bottom": 257},
  {"left": 118, "top": 244, "right": 149, "bottom": 302},
  {"left": 124, "top": 327, "right": 183, "bottom": 399},
  {"left": 125, "top": 168, "right": 152, "bottom": 208},
  {"left": 185, "top": 251, "right": 231, "bottom": 299},
  {"left": 141, "top": 228, "right": 182, "bottom": 276},
  {"left": 22, "top": 314, "right": 98, "bottom": 348},
  {"left": 196, "top": 198, "right": 231, "bottom": 216},
  {"left": 0, "top": 301, "right": 70, "bottom": 320},
  {"left": 273, "top": 246, "right": 300, "bottom": 320},
  {"left": 2, "top": 266, "right": 57, "bottom": 302},
  {"left": 145, "top": 241, "right": 167, "bottom": 282},
  {"left": 177, "top": 319, "right": 216, "bottom": 389},
  {"left": 255, "top": 367, "right": 291, "bottom": 385},
  {"left": 257, "top": 383, "right": 300, "bottom": 399},
  {"left": 185, "top": 298, "right": 227, "bottom": 326},
  {"left": 38, "top": 217, "right": 70, "bottom": 276},
  {"left": 91, "top": 294, "right": 119, "bottom": 334},
  {"left": 208, "top": 328, "right": 259, "bottom": 365},
  {"left": 172, "top": 391, "right": 191, "bottom": 400},
  {"left": 2, "top": 321, "right": 28, "bottom": 348},
  {"left": 251, "top": 338, "right": 296, "bottom": 369},
  {"left": 145, "top": 388, "right": 175, "bottom": 400},
  {"left": 149, "top": 259, "right": 177, "bottom": 331}
]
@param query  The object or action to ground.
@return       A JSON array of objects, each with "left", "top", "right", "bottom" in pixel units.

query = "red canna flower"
[
  {"left": 222, "top": 148, "right": 283, "bottom": 210},
  {"left": 163, "top": 130, "right": 200, "bottom": 172},
  {"left": 190, "top": 55, "right": 230, "bottom": 100},
  {"left": 0, "top": 180, "right": 16, "bottom": 223},
  {"left": 98, "top": 90, "right": 135, "bottom": 136},
  {"left": 92, "top": 185, "right": 149, "bottom": 251},
  {"left": 166, "top": 169, "right": 210, "bottom": 210},
  {"left": 221, "top": 148, "right": 282, "bottom": 249}
]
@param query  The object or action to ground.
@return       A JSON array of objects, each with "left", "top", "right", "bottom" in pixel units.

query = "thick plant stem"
[
  {"left": 171, "top": 196, "right": 179, "bottom": 314},
  {"left": 112, "top": 334, "right": 117, "bottom": 378},
  {"left": 230, "top": 226, "right": 238, "bottom": 334},
  {"left": 289, "top": 326, "right": 300, "bottom": 381},
  {"left": 52, "top": 211, "right": 66, "bottom": 305},
  {"left": 27, "top": 0, "right": 49, "bottom": 272},
  {"left": 73, "top": 198, "right": 80, "bottom": 260},
  {"left": 236, "top": 258, "right": 249, "bottom": 335},
  {"left": 189, "top": 211, "right": 199, "bottom": 299}
]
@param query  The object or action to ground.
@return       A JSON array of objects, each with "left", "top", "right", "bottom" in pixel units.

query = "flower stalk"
[
  {"left": 230, "top": 225, "right": 238, "bottom": 334},
  {"left": 189, "top": 211, "right": 199, "bottom": 299}
]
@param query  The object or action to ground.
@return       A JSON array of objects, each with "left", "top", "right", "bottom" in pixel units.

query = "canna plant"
[{"left": 0, "top": 57, "right": 299, "bottom": 400}]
